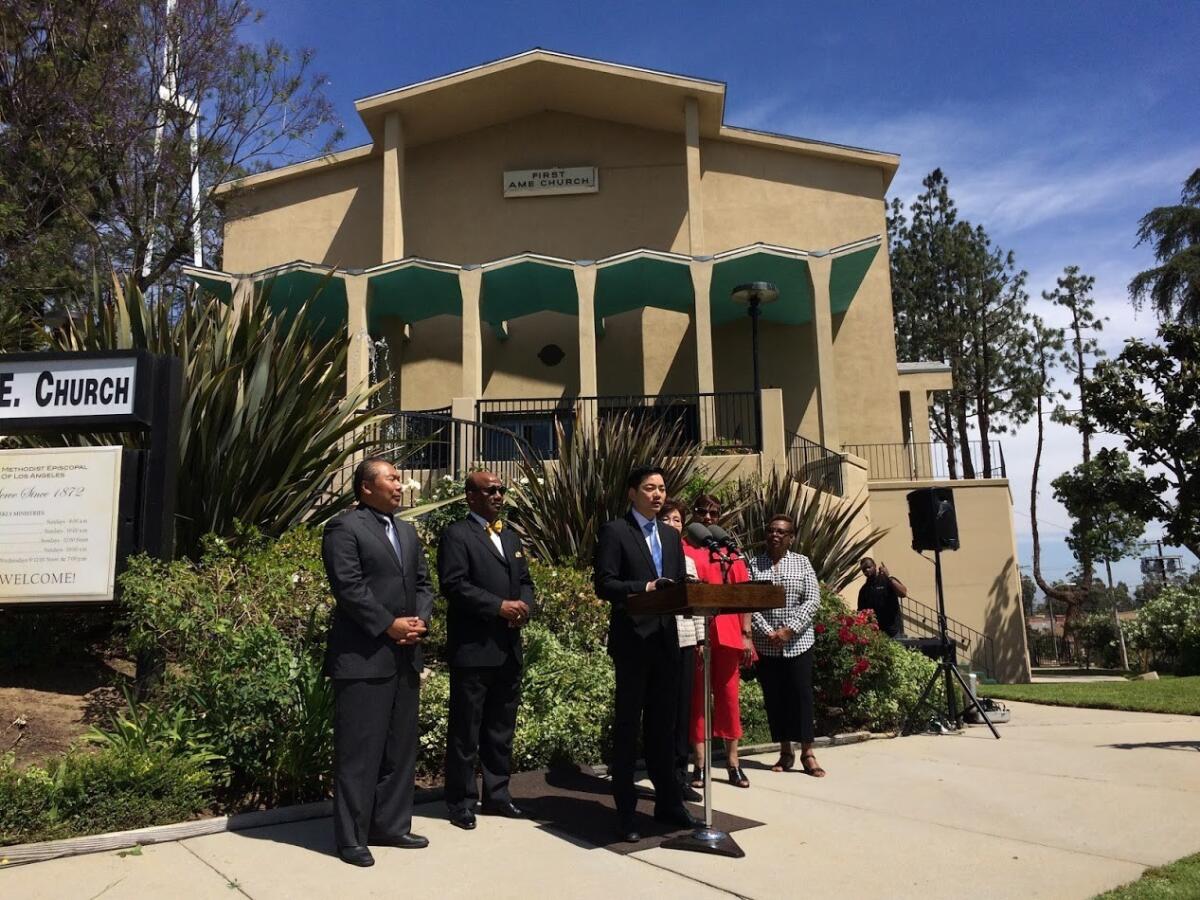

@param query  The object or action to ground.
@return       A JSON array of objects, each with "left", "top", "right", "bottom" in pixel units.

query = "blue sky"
[{"left": 252, "top": 0, "right": 1200, "bottom": 593}]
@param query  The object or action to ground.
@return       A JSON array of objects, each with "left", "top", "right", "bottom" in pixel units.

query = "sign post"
[{"left": 0, "top": 350, "right": 182, "bottom": 607}]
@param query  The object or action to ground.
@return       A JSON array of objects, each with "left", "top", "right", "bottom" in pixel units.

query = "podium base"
[{"left": 660, "top": 826, "right": 746, "bottom": 858}]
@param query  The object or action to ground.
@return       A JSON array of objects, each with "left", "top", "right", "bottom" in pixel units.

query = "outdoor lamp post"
[{"left": 731, "top": 281, "right": 779, "bottom": 451}]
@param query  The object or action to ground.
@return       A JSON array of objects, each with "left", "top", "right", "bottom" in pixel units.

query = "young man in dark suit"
[
  {"left": 438, "top": 470, "right": 535, "bottom": 831},
  {"left": 322, "top": 457, "right": 434, "bottom": 867},
  {"left": 594, "top": 465, "right": 699, "bottom": 842}
]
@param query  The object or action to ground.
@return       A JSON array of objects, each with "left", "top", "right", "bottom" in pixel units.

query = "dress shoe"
[
  {"left": 680, "top": 784, "right": 703, "bottom": 803},
  {"left": 372, "top": 833, "right": 430, "bottom": 848},
  {"left": 479, "top": 800, "right": 525, "bottom": 818},
  {"left": 449, "top": 808, "right": 477, "bottom": 830},
  {"left": 617, "top": 816, "right": 641, "bottom": 843},
  {"left": 654, "top": 805, "right": 701, "bottom": 829},
  {"left": 337, "top": 845, "right": 375, "bottom": 867}
]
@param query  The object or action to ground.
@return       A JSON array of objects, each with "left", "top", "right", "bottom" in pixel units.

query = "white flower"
[{"left": 403, "top": 479, "right": 421, "bottom": 492}]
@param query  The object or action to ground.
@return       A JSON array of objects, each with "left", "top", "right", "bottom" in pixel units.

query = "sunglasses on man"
[{"left": 469, "top": 485, "right": 507, "bottom": 496}]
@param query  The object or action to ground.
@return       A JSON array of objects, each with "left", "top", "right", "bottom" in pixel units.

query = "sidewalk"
[{"left": 4, "top": 701, "right": 1199, "bottom": 899}]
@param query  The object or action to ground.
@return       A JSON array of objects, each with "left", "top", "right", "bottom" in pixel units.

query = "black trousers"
[
  {"left": 757, "top": 650, "right": 815, "bottom": 745},
  {"left": 674, "top": 644, "right": 695, "bottom": 782},
  {"left": 610, "top": 639, "right": 683, "bottom": 818},
  {"left": 332, "top": 669, "right": 420, "bottom": 849},
  {"left": 444, "top": 658, "right": 522, "bottom": 813}
]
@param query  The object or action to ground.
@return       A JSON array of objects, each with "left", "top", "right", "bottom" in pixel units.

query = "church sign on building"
[{"left": 503, "top": 166, "right": 598, "bottom": 197}]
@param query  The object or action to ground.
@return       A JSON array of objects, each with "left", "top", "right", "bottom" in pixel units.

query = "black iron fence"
[
  {"left": 843, "top": 440, "right": 1006, "bottom": 481},
  {"left": 362, "top": 409, "right": 540, "bottom": 506},
  {"left": 898, "top": 595, "right": 997, "bottom": 679},
  {"left": 476, "top": 391, "right": 760, "bottom": 458},
  {"left": 787, "top": 432, "right": 844, "bottom": 495}
]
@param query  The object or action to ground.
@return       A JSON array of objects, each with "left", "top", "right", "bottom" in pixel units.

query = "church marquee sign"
[{"left": 503, "top": 166, "right": 598, "bottom": 198}]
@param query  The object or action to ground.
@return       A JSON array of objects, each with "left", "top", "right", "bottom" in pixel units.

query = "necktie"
[
  {"left": 489, "top": 519, "right": 504, "bottom": 534},
  {"left": 383, "top": 517, "right": 403, "bottom": 568},
  {"left": 644, "top": 521, "right": 663, "bottom": 578}
]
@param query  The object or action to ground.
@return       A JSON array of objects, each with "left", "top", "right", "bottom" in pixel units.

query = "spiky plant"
[
  {"left": 42, "top": 273, "right": 386, "bottom": 557},
  {"left": 506, "top": 412, "right": 717, "bottom": 565},
  {"left": 730, "top": 469, "right": 887, "bottom": 591}
]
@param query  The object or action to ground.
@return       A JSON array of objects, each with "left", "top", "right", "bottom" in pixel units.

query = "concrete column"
[
  {"left": 574, "top": 264, "right": 598, "bottom": 396},
  {"left": 807, "top": 255, "right": 841, "bottom": 450},
  {"left": 345, "top": 274, "right": 371, "bottom": 402},
  {"left": 908, "top": 389, "right": 934, "bottom": 478},
  {"left": 230, "top": 276, "right": 254, "bottom": 320},
  {"left": 759, "top": 387, "right": 787, "bottom": 478},
  {"left": 459, "top": 266, "right": 483, "bottom": 398},
  {"left": 450, "top": 396, "right": 477, "bottom": 477},
  {"left": 689, "top": 259, "right": 716, "bottom": 441},
  {"left": 381, "top": 112, "right": 405, "bottom": 262},
  {"left": 684, "top": 97, "right": 705, "bottom": 255}
]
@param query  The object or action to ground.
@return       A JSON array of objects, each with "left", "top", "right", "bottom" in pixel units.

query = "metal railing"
[
  {"left": 843, "top": 440, "right": 1006, "bottom": 481},
  {"left": 476, "top": 391, "right": 761, "bottom": 458},
  {"left": 787, "top": 432, "right": 844, "bottom": 495},
  {"left": 362, "top": 409, "right": 541, "bottom": 506},
  {"left": 898, "top": 595, "right": 997, "bottom": 679}
]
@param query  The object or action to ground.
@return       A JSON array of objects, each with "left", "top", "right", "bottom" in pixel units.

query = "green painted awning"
[
  {"left": 594, "top": 257, "right": 695, "bottom": 324},
  {"left": 830, "top": 244, "right": 880, "bottom": 314},
  {"left": 189, "top": 274, "right": 234, "bottom": 303},
  {"left": 481, "top": 261, "right": 578, "bottom": 328},
  {"left": 367, "top": 264, "right": 462, "bottom": 334},
  {"left": 257, "top": 270, "right": 347, "bottom": 343},
  {"left": 710, "top": 252, "right": 813, "bottom": 326}
]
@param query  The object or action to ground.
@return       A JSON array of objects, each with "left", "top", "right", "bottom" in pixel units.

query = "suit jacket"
[
  {"left": 593, "top": 511, "right": 687, "bottom": 657},
  {"left": 438, "top": 517, "right": 536, "bottom": 669},
  {"left": 322, "top": 506, "right": 434, "bottom": 679}
]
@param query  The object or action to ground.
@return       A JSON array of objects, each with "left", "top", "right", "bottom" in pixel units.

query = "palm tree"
[{"left": 1129, "top": 168, "right": 1200, "bottom": 322}]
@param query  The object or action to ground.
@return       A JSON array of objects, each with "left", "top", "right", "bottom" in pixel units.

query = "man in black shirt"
[{"left": 857, "top": 557, "right": 907, "bottom": 638}]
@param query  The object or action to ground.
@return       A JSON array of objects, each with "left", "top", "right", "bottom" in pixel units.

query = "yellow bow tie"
[{"left": 488, "top": 519, "right": 504, "bottom": 534}]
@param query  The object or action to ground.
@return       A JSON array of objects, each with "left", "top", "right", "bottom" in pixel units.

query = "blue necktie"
[
  {"left": 644, "top": 521, "right": 663, "bottom": 578},
  {"left": 383, "top": 517, "right": 403, "bottom": 568}
]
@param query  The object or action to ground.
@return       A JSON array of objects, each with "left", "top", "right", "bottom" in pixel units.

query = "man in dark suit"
[
  {"left": 438, "top": 470, "right": 535, "bottom": 831},
  {"left": 322, "top": 457, "right": 434, "bottom": 867},
  {"left": 594, "top": 465, "right": 699, "bottom": 842}
]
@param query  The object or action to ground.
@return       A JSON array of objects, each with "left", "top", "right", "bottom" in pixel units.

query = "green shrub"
[
  {"left": 417, "top": 670, "right": 451, "bottom": 781},
  {"left": 0, "top": 608, "right": 115, "bottom": 672},
  {"left": 528, "top": 561, "right": 608, "bottom": 651},
  {"left": 0, "top": 747, "right": 213, "bottom": 846},
  {"left": 1125, "top": 585, "right": 1200, "bottom": 675},
  {"left": 117, "top": 527, "right": 333, "bottom": 808},
  {"left": 1074, "top": 612, "right": 1123, "bottom": 669},
  {"left": 738, "top": 678, "right": 771, "bottom": 745}
]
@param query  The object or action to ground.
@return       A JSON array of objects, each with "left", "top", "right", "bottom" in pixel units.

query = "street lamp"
[{"left": 731, "top": 281, "right": 779, "bottom": 450}]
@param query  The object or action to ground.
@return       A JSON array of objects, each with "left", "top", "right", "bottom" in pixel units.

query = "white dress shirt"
[{"left": 469, "top": 511, "right": 504, "bottom": 557}]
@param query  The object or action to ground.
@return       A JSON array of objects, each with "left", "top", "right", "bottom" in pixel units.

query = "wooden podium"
[{"left": 628, "top": 580, "right": 785, "bottom": 859}]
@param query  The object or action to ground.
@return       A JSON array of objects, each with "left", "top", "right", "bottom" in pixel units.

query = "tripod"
[{"left": 902, "top": 547, "right": 1000, "bottom": 739}]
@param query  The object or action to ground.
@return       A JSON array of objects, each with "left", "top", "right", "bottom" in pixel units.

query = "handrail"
[
  {"left": 898, "top": 594, "right": 997, "bottom": 679},
  {"left": 843, "top": 440, "right": 1006, "bottom": 481},
  {"left": 787, "top": 432, "right": 844, "bottom": 495}
]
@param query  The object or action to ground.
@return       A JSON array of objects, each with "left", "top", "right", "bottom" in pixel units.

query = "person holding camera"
[{"left": 857, "top": 556, "right": 907, "bottom": 638}]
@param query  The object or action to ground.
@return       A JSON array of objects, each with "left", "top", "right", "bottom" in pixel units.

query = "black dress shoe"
[
  {"left": 654, "top": 805, "right": 701, "bottom": 829},
  {"left": 680, "top": 784, "right": 703, "bottom": 803},
  {"left": 449, "top": 808, "right": 477, "bottom": 830},
  {"left": 479, "top": 800, "right": 525, "bottom": 818},
  {"left": 617, "top": 816, "right": 641, "bottom": 843},
  {"left": 338, "top": 845, "right": 375, "bottom": 867},
  {"left": 372, "top": 833, "right": 430, "bottom": 848}
]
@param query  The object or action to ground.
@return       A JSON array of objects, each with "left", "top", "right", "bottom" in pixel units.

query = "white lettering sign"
[
  {"left": 0, "top": 357, "right": 136, "bottom": 419},
  {"left": 0, "top": 446, "right": 123, "bottom": 603},
  {"left": 503, "top": 166, "right": 598, "bottom": 198}
]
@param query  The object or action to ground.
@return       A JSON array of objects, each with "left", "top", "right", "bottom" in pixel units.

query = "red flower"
[
  {"left": 814, "top": 623, "right": 827, "bottom": 634},
  {"left": 852, "top": 658, "right": 870, "bottom": 675},
  {"left": 841, "top": 680, "right": 859, "bottom": 698},
  {"left": 855, "top": 611, "right": 870, "bottom": 625},
  {"left": 837, "top": 627, "right": 854, "bottom": 644},
  {"left": 869, "top": 622, "right": 880, "bottom": 632},
  {"left": 857, "top": 635, "right": 870, "bottom": 646}
]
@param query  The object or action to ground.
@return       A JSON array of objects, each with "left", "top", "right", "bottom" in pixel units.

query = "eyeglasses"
[
  {"left": 766, "top": 527, "right": 794, "bottom": 536},
  {"left": 469, "top": 485, "right": 507, "bottom": 496}
]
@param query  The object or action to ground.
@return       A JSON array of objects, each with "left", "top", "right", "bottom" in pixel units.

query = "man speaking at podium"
[{"left": 594, "top": 465, "right": 699, "bottom": 842}]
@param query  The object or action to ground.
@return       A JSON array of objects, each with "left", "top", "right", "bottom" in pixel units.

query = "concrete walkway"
[{"left": 4, "top": 701, "right": 1199, "bottom": 899}]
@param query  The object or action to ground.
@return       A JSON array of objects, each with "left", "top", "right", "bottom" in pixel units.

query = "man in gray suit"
[{"left": 322, "top": 457, "right": 434, "bottom": 867}]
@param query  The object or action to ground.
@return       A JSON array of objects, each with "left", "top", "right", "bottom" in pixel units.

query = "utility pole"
[{"left": 1104, "top": 558, "right": 1130, "bottom": 670}]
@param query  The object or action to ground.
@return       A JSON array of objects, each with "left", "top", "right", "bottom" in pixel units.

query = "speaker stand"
[{"left": 902, "top": 548, "right": 1000, "bottom": 740}]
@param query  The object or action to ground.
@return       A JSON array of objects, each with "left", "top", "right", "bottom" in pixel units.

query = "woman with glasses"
[
  {"left": 747, "top": 514, "right": 825, "bottom": 777},
  {"left": 684, "top": 494, "right": 754, "bottom": 790}
]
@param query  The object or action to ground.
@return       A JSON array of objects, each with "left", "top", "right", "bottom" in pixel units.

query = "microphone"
[
  {"left": 685, "top": 521, "right": 717, "bottom": 550},
  {"left": 707, "top": 524, "right": 739, "bottom": 552}
]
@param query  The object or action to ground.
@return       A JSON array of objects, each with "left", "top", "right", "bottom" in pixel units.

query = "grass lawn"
[
  {"left": 980, "top": 676, "right": 1200, "bottom": 716},
  {"left": 1095, "top": 852, "right": 1200, "bottom": 898}
]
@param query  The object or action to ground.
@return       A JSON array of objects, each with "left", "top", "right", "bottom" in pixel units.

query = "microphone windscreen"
[
  {"left": 708, "top": 524, "right": 737, "bottom": 548},
  {"left": 685, "top": 522, "right": 713, "bottom": 546}
]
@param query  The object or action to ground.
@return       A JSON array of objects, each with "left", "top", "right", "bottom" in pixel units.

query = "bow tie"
[{"left": 487, "top": 519, "right": 504, "bottom": 534}]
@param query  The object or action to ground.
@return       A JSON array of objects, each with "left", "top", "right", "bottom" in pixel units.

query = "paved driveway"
[{"left": 4, "top": 701, "right": 1199, "bottom": 899}]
